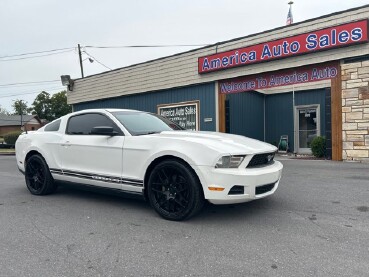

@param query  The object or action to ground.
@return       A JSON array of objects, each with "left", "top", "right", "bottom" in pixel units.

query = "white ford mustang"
[{"left": 15, "top": 109, "right": 283, "bottom": 220}]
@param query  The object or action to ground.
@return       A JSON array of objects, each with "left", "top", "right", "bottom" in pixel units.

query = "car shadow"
[
  {"left": 54, "top": 181, "right": 151, "bottom": 211},
  {"left": 51, "top": 181, "right": 278, "bottom": 223},
  {"left": 193, "top": 198, "right": 280, "bottom": 223}
]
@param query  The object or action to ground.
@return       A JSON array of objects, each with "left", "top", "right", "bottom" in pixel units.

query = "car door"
[{"left": 59, "top": 112, "right": 124, "bottom": 190}]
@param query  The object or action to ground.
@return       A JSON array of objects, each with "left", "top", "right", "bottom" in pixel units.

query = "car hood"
[{"left": 155, "top": 131, "right": 277, "bottom": 154}]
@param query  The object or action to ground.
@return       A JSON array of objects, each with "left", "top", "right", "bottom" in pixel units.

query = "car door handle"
[{"left": 61, "top": 141, "right": 72, "bottom": 147}]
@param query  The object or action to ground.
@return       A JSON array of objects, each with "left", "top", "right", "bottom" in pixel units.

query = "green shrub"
[
  {"left": 3, "top": 131, "right": 23, "bottom": 145},
  {"left": 311, "top": 136, "right": 326, "bottom": 158}
]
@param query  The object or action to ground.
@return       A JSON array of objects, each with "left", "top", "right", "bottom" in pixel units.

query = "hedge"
[{"left": 3, "top": 131, "right": 23, "bottom": 145}]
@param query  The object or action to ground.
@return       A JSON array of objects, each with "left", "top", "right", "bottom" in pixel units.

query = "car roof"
[
  {"left": 70, "top": 108, "right": 141, "bottom": 115},
  {"left": 105, "top": 108, "right": 141, "bottom": 112}
]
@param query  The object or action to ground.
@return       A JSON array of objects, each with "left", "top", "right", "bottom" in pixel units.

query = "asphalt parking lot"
[{"left": 0, "top": 155, "right": 368, "bottom": 277}]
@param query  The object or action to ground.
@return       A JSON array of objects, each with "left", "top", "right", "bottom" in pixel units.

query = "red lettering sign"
[
  {"left": 218, "top": 63, "right": 339, "bottom": 94},
  {"left": 199, "top": 20, "right": 368, "bottom": 74}
]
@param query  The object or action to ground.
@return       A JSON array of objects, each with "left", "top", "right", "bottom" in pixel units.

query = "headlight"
[{"left": 215, "top": 155, "right": 246, "bottom": 168}]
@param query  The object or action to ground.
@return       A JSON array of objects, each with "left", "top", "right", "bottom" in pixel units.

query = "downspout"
[{"left": 264, "top": 94, "right": 266, "bottom": 142}]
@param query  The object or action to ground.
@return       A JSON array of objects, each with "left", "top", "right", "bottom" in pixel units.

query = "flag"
[{"left": 286, "top": 5, "right": 293, "bottom": 25}]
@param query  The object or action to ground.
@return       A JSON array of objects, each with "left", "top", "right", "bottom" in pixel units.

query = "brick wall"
[
  {"left": 0, "top": 126, "right": 19, "bottom": 136},
  {"left": 341, "top": 61, "right": 369, "bottom": 162},
  {"left": 0, "top": 123, "right": 42, "bottom": 137}
]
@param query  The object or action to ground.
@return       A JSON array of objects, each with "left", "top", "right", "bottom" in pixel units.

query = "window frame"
[{"left": 66, "top": 112, "right": 124, "bottom": 136}]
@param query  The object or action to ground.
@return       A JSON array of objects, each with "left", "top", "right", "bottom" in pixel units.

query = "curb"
[
  {"left": 276, "top": 154, "right": 326, "bottom": 161},
  {"left": 0, "top": 153, "right": 15, "bottom": 156}
]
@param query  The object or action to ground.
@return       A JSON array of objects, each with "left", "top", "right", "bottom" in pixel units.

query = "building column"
[
  {"left": 218, "top": 83, "right": 226, "bottom": 133},
  {"left": 341, "top": 61, "right": 369, "bottom": 162},
  {"left": 331, "top": 64, "right": 343, "bottom": 161}
]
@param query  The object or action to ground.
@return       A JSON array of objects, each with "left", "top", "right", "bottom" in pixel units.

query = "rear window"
[{"left": 44, "top": 120, "right": 61, "bottom": 132}]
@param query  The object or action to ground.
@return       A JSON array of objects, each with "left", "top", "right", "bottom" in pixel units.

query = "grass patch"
[{"left": 0, "top": 148, "right": 15, "bottom": 154}]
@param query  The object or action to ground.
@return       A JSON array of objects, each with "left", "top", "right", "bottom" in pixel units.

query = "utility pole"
[
  {"left": 19, "top": 100, "right": 23, "bottom": 132},
  {"left": 78, "top": 44, "right": 84, "bottom": 78}
]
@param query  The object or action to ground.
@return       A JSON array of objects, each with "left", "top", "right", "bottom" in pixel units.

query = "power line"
[
  {"left": 85, "top": 44, "right": 209, "bottom": 48},
  {"left": 0, "top": 87, "right": 65, "bottom": 99},
  {"left": 0, "top": 47, "right": 74, "bottom": 59},
  {"left": 0, "top": 43, "right": 209, "bottom": 63},
  {"left": 0, "top": 49, "right": 75, "bottom": 62},
  {"left": 83, "top": 51, "right": 112, "bottom": 70},
  {"left": 0, "top": 83, "right": 60, "bottom": 89},
  {"left": 0, "top": 80, "right": 60, "bottom": 87},
  {"left": 0, "top": 83, "right": 61, "bottom": 91},
  {"left": 0, "top": 83, "right": 61, "bottom": 90},
  {"left": 0, "top": 44, "right": 208, "bottom": 60}
]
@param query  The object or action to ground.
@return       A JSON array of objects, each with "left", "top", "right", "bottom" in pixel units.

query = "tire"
[
  {"left": 147, "top": 159, "right": 204, "bottom": 221},
  {"left": 25, "top": 154, "right": 57, "bottom": 195}
]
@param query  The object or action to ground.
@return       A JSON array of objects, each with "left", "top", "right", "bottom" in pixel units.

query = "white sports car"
[{"left": 15, "top": 109, "right": 283, "bottom": 220}]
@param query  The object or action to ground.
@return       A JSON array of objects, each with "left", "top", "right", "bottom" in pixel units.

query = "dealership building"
[{"left": 67, "top": 5, "right": 369, "bottom": 162}]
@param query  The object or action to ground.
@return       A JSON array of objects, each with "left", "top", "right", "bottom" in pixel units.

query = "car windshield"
[{"left": 111, "top": 111, "right": 184, "bottom": 135}]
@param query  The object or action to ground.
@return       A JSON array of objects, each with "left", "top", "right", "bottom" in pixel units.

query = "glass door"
[{"left": 295, "top": 105, "right": 320, "bottom": 154}]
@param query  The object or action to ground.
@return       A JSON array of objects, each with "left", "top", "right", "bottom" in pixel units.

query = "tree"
[
  {"left": 0, "top": 105, "right": 10, "bottom": 115},
  {"left": 50, "top": 91, "right": 72, "bottom": 119},
  {"left": 30, "top": 91, "right": 52, "bottom": 121},
  {"left": 29, "top": 90, "right": 71, "bottom": 121},
  {"left": 12, "top": 100, "right": 29, "bottom": 115}
]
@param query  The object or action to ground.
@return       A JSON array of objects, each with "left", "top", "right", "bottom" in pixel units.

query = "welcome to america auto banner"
[{"left": 218, "top": 62, "right": 338, "bottom": 94}]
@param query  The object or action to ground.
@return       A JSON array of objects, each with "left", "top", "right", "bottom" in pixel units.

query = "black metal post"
[{"left": 78, "top": 44, "right": 84, "bottom": 78}]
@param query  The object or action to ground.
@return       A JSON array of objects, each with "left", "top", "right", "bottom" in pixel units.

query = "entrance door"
[{"left": 295, "top": 105, "right": 320, "bottom": 154}]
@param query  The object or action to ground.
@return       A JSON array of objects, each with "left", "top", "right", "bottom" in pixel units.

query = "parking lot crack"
[{"left": 30, "top": 221, "right": 104, "bottom": 276}]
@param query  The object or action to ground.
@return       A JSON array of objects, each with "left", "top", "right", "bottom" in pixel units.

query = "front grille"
[
  {"left": 255, "top": 183, "right": 275, "bottom": 195},
  {"left": 228, "top": 185, "right": 244, "bottom": 195},
  {"left": 247, "top": 152, "right": 275, "bottom": 168}
]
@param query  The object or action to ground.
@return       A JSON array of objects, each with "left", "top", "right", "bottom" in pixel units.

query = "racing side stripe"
[{"left": 49, "top": 168, "right": 143, "bottom": 187}]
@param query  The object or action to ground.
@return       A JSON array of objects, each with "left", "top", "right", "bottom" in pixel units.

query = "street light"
[
  {"left": 60, "top": 75, "right": 74, "bottom": 91},
  {"left": 83, "top": 58, "right": 94, "bottom": 63}
]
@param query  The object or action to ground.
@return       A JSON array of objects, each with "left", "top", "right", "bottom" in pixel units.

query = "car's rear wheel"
[
  {"left": 147, "top": 159, "right": 204, "bottom": 221},
  {"left": 25, "top": 154, "right": 57, "bottom": 195}
]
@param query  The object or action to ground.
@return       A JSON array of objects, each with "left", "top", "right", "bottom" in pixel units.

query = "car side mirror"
[{"left": 90, "top": 126, "right": 118, "bottom": 136}]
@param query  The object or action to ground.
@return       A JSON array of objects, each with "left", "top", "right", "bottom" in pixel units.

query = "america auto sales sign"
[{"left": 198, "top": 20, "right": 368, "bottom": 74}]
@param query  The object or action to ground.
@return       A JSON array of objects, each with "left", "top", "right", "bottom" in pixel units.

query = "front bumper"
[
  {"left": 195, "top": 161, "right": 283, "bottom": 205},
  {"left": 16, "top": 153, "right": 25, "bottom": 175}
]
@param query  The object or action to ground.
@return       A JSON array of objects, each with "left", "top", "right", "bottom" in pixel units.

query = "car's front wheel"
[
  {"left": 25, "top": 154, "right": 57, "bottom": 195},
  {"left": 147, "top": 159, "right": 204, "bottom": 221}
]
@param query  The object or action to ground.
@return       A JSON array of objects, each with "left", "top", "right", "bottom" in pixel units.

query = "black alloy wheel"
[
  {"left": 25, "top": 154, "right": 57, "bottom": 195},
  {"left": 147, "top": 159, "right": 204, "bottom": 221}
]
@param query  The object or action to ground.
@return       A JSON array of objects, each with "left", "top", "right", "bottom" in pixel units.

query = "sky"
[{"left": 1, "top": 0, "right": 369, "bottom": 112}]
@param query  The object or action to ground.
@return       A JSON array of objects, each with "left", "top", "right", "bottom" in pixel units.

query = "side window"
[
  {"left": 66, "top": 113, "right": 122, "bottom": 135},
  {"left": 45, "top": 119, "right": 61, "bottom": 132}
]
